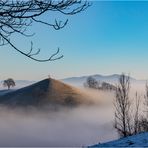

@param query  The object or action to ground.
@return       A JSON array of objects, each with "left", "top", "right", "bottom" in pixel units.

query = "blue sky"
[{"left": 1, "top": 1, "right": 148, "bottom": 80}]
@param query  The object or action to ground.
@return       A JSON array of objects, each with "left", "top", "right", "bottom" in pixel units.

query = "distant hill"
[
  {"left": 0, "top": 78, "right": 91, "bottom": 107},
  {"left": 90, "top": 132, "right": 148, "bottom": 147},
  {"left": 62, "top": 74, "right": 137, "bottom": 87},
  {"left": 0, "top": 74, "right": 144, "bottom": 89},
  {"left": 0, "top": 80, "right": 36, "bottom": 89},
  {"left": 15, "top": 80, "right": 36, "bottom": 88}
]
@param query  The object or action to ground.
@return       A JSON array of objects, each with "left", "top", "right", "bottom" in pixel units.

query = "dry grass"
[{"left": 0, "top": 78, "right": 93, "bottom": 108}]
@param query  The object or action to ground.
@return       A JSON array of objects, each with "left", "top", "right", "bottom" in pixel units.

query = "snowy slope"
[
  {"left": 90, "top": 132, "right": 148, "bottom": 147},
  {"left": 0, "top": 80, "right": 36, "bottom": 89}
]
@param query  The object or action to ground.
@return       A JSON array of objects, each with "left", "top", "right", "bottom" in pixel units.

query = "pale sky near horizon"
[{"left": 1, "top": 1, "right": 148, "bottom": 80}]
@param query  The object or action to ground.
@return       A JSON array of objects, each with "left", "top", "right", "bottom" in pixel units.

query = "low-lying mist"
[
  {"left": 0, "top": 82, "right": 146, "bottom": 147},
  {"left": 0, "top": 88, "right": 117, "bottom": 147},
  {"left": 0, "top": 105, "right": 117, "bottom": 147}
]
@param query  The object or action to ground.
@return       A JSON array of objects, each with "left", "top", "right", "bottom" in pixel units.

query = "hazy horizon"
[{"left": 1, "top": 73, "right": 148, "bottom": 81}]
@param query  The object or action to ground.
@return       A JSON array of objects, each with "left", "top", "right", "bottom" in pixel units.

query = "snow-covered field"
[
  {"left": 91, "top": 132, "right": 148, "bottom": 147},
  {"left": 0, "top": 80, "right": 35, "bottom": 90}
]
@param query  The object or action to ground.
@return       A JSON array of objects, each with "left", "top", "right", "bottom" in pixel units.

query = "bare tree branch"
[{"left": 0, "top": 0, "right": 91, "bottom": 62}]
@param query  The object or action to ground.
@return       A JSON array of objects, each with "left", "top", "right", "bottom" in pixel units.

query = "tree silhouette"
[
  {"left": 0, "top": 0, "right": 91, "bottom": 62},
  {"left": 3, "top": 78, "right": 15, "bottom": 90},
  {"left": 84, "top": 76, "right": 98, "bottom": 89},
  {"left": 114, "top": 74, "right": 132, "bottom": 137}
]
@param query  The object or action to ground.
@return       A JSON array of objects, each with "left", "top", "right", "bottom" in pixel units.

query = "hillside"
[
  {"left": 62, "top": 74, "right": 137, "bottom": 87},
  {"left": 0, "top": 80, "right": 36, "bottom": 89},
  {"left": 90, "top": 132, "right": 148, "bottom": 147},
  {"left": 0, "top": 78, "right": 91, "bottom": 107}
]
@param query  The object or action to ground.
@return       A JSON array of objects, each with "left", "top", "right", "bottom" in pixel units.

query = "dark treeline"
[
  {"left": 84, "top": 76, "right": 116, "bottom": 91},
  {"left": 114, "top": 74, "right": 148, "bottom": 138},
  {"left": 84, "top": 74, "right": 148, "bottom": 138}
]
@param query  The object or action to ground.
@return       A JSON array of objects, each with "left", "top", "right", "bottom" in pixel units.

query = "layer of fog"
[
  {"left": 0, "top": 81, "right": 146, "bottom": 147},
  {"left": 0, "top": 105, "right": 118, "bottom": 147},
  {"left": 0, "top": 89, "right": 118, "bottom": 147}
]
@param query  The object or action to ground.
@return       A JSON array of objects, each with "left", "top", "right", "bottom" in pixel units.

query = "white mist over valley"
[{"left": 0, "top": 74, "right": 146, "bottom": 147}]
